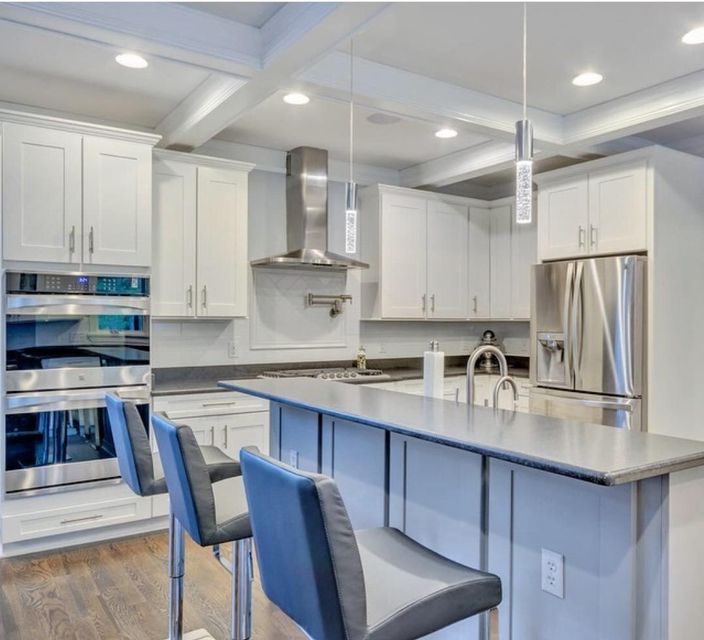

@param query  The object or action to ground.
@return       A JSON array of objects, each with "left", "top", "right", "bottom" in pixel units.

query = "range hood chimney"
[{"left": 251, "top": 146, "right": 368, "bottom": 269}]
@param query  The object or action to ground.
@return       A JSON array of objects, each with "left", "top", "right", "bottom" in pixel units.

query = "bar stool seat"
[
  {"left": 359, "top": 528, "right": 501, "bottom": 640},
  {"left": 240, "top": 447, "right": 502, "bottom": 640}
]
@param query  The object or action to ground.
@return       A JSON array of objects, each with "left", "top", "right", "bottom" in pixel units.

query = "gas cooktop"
[{"left": 259, "top": 367, "right": 390, "bottom": 383}]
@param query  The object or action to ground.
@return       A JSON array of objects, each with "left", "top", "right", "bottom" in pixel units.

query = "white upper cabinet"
[
  {"left": 490, "top": 205, "right": 512, "bottom": 318},
  {"left": 83, "top": 137, "right": 152, "bottom": 267},
  {"left": 2, "top": 123, "right": 82, "bottom": 264},
  {"left": 427, "top": 200, "right": 468, "bottom": 319},
  {"left": 468, "top": 207, "right": 491, "bottom": 318},
  {"left": 196, "top": 166, "right": 249, "bottom": 318},
  {"left": 537, "top": 159, "right": 648, "bottom": 261},
  {"left": 152, "top": 158, "right": 197, "bottom": 317},
  {"left": 152, "top": 152, "right": 253, "bottom": 319},
  {"left": 537, "top": 177, "right": 589, "bottom": 261},
  {"left": 2, "top": 118, "right": 157, "bottom": 268},
  {"left": 379, "top": 191, "right": 428, "bottom": 319},
  {"left": 588, "top": 161, "right": 647, "bottom": 255},
  {"left": 362, "top": 185, "right": 537, "bottom": 321}
]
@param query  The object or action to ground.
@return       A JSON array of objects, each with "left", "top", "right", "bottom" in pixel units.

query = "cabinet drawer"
[
  {"left": 153, "top": 389, "right": 268, "bottom": 418},
  {"left": 2, "top": 495, "right": 152, "bottom": 543}
]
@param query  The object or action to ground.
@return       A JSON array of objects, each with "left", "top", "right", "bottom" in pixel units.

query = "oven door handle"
[
  {"left": 6, "top": 295, "right": 150, "bottom": 316},
  {"left": 6, "top": 387, "right": 150, "bottom": 413}
]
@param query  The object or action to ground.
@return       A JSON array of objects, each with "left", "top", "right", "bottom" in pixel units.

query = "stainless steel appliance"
[
  {"left": 4, "top": 272, "right": 151, "bottom": 493},
  {"left": 260, "top": 367, "right": 390, "bottom": 383},
  {"left": 530, "top": 255, "right": 646, "bottom": 430}
]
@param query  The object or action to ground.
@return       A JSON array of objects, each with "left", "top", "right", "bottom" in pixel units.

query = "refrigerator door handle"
[
  {"left": 571, "top": 261, "right": 584, "bottom": 382},
  {"left": 562, "top": 262, "right": 575, "bottom": 385}
]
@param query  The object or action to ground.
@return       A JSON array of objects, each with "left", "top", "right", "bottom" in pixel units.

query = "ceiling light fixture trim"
[
  {"left": 682, "top": 26, "right": 704, "bottom": 45},
  {"left": 572, "top": 72, "right": 604, "bottom": 87},
  {"left": 283, "top": 92, "right": 310, "bottom": 105},
  {"left": 115, "top": 53, "right": 148, "bottom": 69},
  {"left": 435, "top": 128, "right": 458, "bottom": 139}
]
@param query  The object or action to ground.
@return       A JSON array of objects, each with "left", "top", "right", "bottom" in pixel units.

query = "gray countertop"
[
  {"left": 219, "top": 378, "right": 704, "bottom": 486},
  {"left": 151, "top": 357, "right": 529, "bottom": 396}
]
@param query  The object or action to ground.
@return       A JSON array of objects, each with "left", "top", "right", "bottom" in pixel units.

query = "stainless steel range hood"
[{"left": 251, "top": 146, "right": 368, "bottom": 270}]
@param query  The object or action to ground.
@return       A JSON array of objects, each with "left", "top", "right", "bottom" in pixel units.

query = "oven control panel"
[{"left": 6, "top": 273, "right": 150, "bottom": 296}]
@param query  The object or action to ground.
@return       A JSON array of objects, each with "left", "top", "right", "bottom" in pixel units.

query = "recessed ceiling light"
[
  {"left": 435, "top": 128, "right": 458, "bottom": 139},
  {"left": 115, "top": 53, "right": 148, "bottom": 69},
  {"left": 367, "top": 113, "right": 402, "bottom": 125},
  {"left": 682, "top": 26, "right": 704, "bottom": 45},
  {"left": 283, "top": 92, "right": 310, "bottom": 105},
  {"left": 572, "top": 72, "right": 603, "bottom": 87}
]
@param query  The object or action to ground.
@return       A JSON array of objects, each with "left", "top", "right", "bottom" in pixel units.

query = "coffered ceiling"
[{"left": 1, "top": 2, "right": 703, "bottom": 188}]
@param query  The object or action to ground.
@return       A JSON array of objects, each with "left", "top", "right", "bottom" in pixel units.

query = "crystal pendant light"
[
  {"left": 515, "top": 2, "right": 533, "bottom": 225},
  {"left": 345, "top": 39, "right": 358, "bottom": 254}
]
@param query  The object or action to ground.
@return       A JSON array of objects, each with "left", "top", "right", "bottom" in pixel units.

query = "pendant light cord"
[
  {"left": 522, "top": 2, "right": 527, "bottom": 121},
  {"left": 349, "top": 39, "right": 354, "bottom": 184}
]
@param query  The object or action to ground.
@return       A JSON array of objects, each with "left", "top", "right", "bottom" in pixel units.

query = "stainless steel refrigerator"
[{"left": 529, "top": 255, "right": 646, "bottom": 430}]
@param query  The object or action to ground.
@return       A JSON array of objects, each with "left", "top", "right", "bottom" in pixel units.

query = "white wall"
[{"left": 151, "top": 169, "right": 529, "bottom": 368}]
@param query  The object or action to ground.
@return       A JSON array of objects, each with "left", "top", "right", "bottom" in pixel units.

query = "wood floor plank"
[{"left": 0, "top": 532, "right": 304, "bottom": 640}]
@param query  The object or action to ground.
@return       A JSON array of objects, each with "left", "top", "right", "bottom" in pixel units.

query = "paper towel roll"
[{"left": 423, "top": 345, "right": 445, "bottom": 399}]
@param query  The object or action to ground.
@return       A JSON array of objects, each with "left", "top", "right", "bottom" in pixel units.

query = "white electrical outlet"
[
  {"left": 541, "top": 548, "right": 565, "bottom": 599},
  {"left": 288, "top": 450, "right": 299, "bottom": 468},
  {"left": 228, "top": 341, "right": 237, "bottom": 359}
]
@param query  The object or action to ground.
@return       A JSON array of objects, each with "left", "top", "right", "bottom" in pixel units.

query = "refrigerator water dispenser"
[{"left": 536, "top": 332, "right": 568, "bottom": 386}]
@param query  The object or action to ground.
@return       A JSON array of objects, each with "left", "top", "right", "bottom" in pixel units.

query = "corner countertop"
[{"left": 218, "top": 378, "right": 704, "bottom": 487}]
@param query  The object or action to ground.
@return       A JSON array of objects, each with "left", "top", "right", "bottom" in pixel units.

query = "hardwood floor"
[{"left": 0, "top": 533, "right": 305, "bottom": 640}]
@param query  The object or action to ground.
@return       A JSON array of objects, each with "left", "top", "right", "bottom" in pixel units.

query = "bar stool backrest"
[
  {"left": 106, "top": 393, "right": 158, "bottom": 496},
  {"left": 240, "top": 447, "right": 368, "bottom": 640},
  {"left": 151, "top": 413, "right": 218, "bottom": 546}
]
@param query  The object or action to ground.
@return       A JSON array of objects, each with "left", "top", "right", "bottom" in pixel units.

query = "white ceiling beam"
[
  {"left": 301, "top": 51, "right": 564, "bottom": 146},
  {"left": 157, "top": 2, "right": 390, "bottom": 150},
  {"left": 563, "top": 69, "right": 704, "bottom": 147},
  {"left": 400, "top": 141, "right": 517, "bottom": 188},
  {"left": 0, "top": 2, "right": 262, "bottom": 76}
]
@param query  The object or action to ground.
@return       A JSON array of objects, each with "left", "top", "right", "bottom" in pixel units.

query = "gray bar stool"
[
  {"left": 240, "top": 447, "right": 502, "bottom": 640},
  {"left": 151, "top": 413, "right": 254, "bottom": 640},
  {"left": 105, "top": 394, "right": 241, "bottom": 640}
]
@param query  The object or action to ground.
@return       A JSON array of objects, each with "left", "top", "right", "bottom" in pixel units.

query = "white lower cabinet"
[
  {"left": 1, "top": 484, "right": 152, "bottom": 544},
  {"left": 386, "top": 375, "right": 530, "bottom": 412},
  {"left": 152, "top": 390, "right": 270, "bottom": 459}
]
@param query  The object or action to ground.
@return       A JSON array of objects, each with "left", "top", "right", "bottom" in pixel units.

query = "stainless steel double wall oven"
[{"left": 4, "top": 272, "right": 151, "bottom": 493}]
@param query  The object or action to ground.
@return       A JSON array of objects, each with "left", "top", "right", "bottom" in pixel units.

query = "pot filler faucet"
[{"left": 466, "top": 345, "right": 519, "bottom": 409}]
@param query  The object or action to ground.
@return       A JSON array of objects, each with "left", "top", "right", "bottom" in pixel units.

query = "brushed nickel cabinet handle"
[
  {"left": 578, "top": 225, "right": 586, "bottom": 248},
  {"left": 89, "top": 226, "right": 95, "bottom": 254},
  {"left": 224, "top": 427, "right": 228, "bottom": 449},
  {"left": 202, "top": 285, "right": 207, "bottom": 308},
  {"left": 187, "top": 285, "right": 193, "bottom": 308},
  {"left": 422, "top": 294, "right": 427, "bottom": 312},
  {"left": 473, "top": 295, "right": 478, "bottom": 314},
  {"left": 69, "top": 226, "right": 76, "bottom": 254},
  {"left": 590, "top": 224, "right": 598, "bottom": 248},
  {"left": 61, "top": 514, "right": 104, "bottom": 525},
  {"left": 431, "top": 294, "right": 436, "bottom": 313}
]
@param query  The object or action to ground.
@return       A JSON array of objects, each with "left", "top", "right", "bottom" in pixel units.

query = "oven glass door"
[
  {"left": 6, "top": 296, "right": 150, "bottom": 391},
  {"left": 5, "top": 387, "right": 150, "bottom": 493}
]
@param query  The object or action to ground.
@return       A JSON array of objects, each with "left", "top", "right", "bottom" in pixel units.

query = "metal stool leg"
[
  {"left": 231, "top": 538, "right": 252, "bottom": 640},
  {"left": 168, "top": 512, "right": 185, "bottom": 640},
  {"left": 488, "top": 606, "right": 499, "bottom": 640}
]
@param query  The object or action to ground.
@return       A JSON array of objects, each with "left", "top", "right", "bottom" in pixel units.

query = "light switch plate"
[{"left": 541, "top": 548, "right": 565, "bottom": 598}]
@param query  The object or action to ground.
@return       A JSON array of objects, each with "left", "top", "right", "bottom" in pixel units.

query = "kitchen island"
[{"left": 220, "top": 378, "right": 704, "bottom": 640}]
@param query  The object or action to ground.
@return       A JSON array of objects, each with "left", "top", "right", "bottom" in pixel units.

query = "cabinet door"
[
  {"left": 2, "top": 123, "right": 82, "bottom": 264},
  {"left": 538, "top": 177, "right": 589, "bottom": 261},
  {"left": 181, "top": 416, "right": 217, "bottom": 446},
  {"left": 196, "top": 167, "right": 248, "bottom": 317},
  {"left": 588, "top": 161, "right": 647, "bottom": 255},
  {"left": 490, "top": 206, "right": 512, "bottom": 318},
  {"left": 511, "top": 206, "right": 537, "bottom": 319},
  {"left": 152, "top": 159, "right": 197, "bottom": 317},
  {"left": 380, "top": 192, "right": 427, "bottom": 318},
  {"left": 468, "top": 207, "right": 492, "bottom": 318},
  {"left": 83, "top": 137, "right": 152, "bottom": 267},
  {"left": 221, "top": 412, "right": 270, "bottom": 459},
  {"left": 426, "top": 200, "right": 468, "bottom": 318}
]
